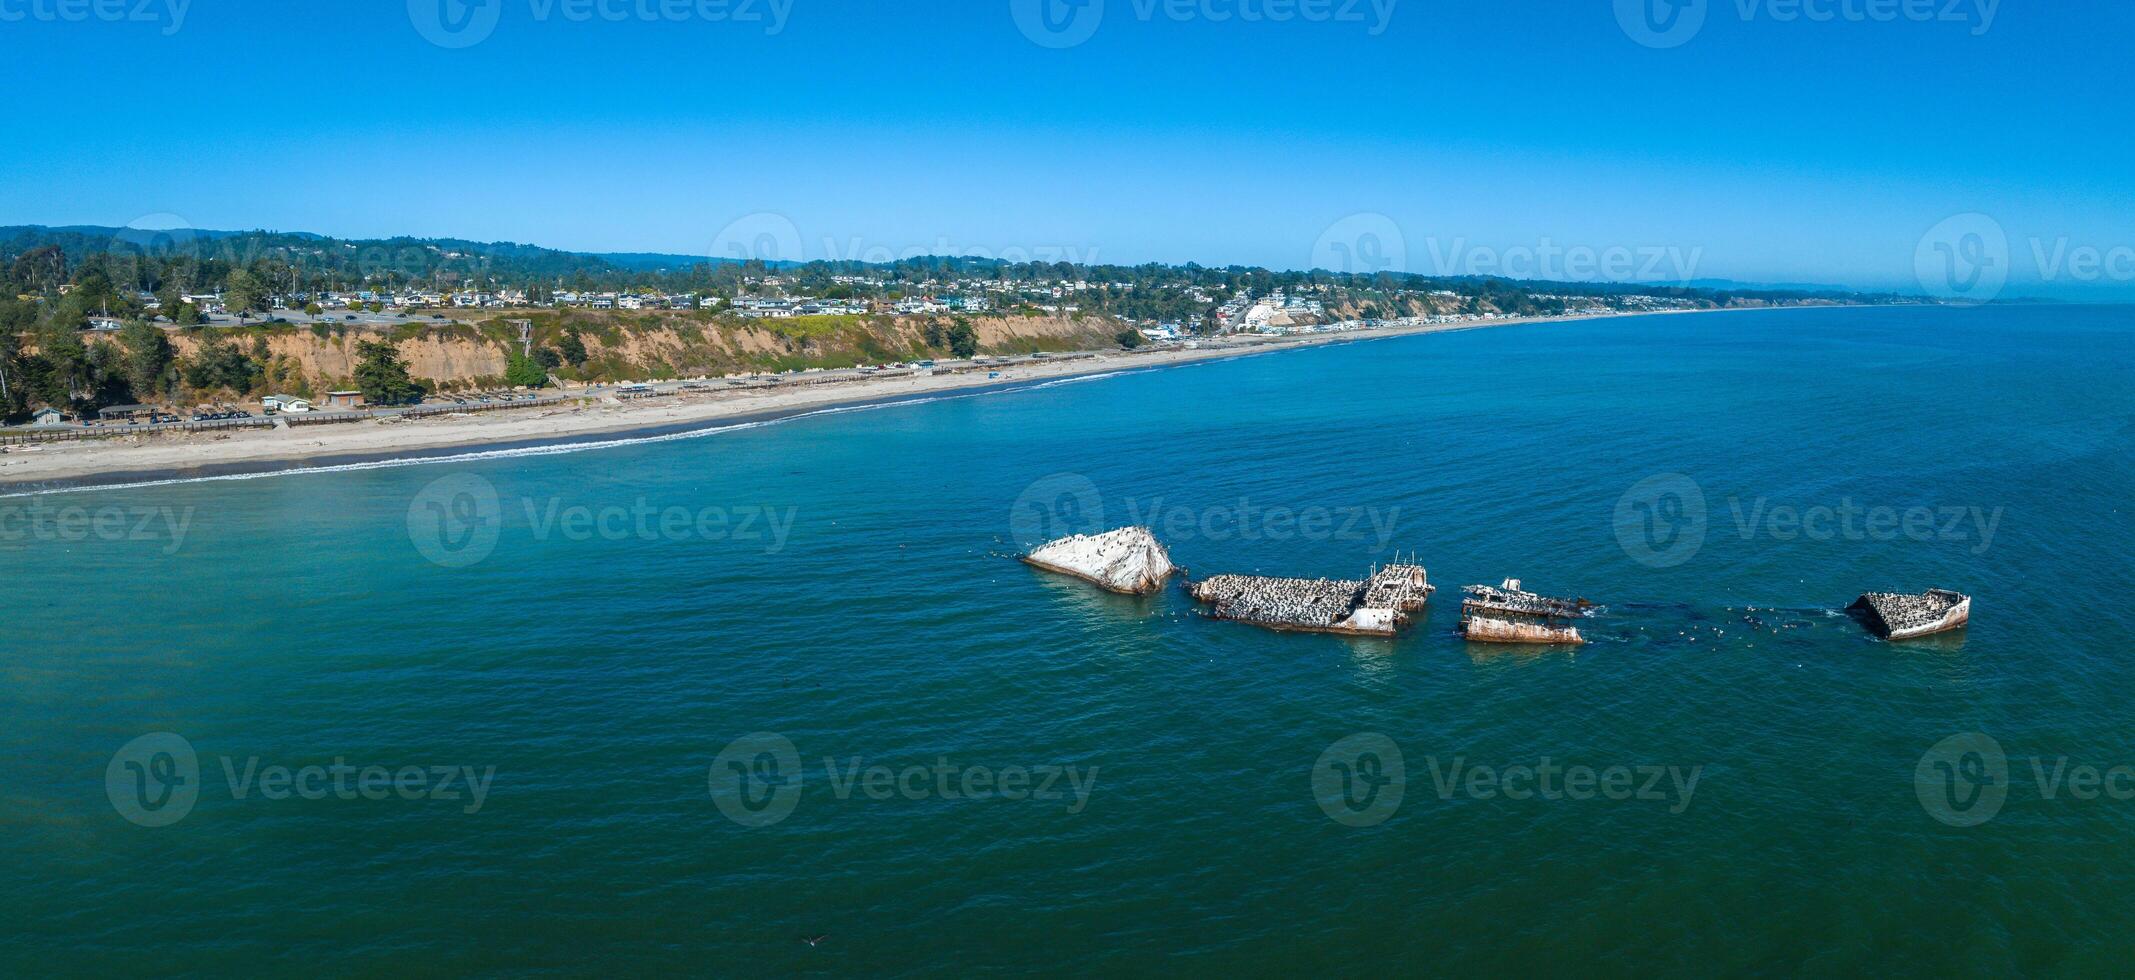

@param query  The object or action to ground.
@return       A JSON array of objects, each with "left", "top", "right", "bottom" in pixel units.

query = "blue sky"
[{"left": 2, "top": 0, "right": 2130, "bottom": 297}]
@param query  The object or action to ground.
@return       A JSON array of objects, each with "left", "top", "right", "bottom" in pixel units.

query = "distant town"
[{"left": 0, "top": 224, "right": 1913, "bottom": 430}]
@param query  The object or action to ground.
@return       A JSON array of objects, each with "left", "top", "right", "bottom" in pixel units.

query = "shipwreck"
[
  {"left": 1459, "top": 578, "right": 1596, "bottom": 645},
  {"left": 1848, "top": 589, "right": 1971, "bottom": 640},
  {"left": 1021, "top": 526, "right": 1178, "bottom": 595},
  {"left": 1187, "top": 559, "right": 1433, "bottom": 637}
]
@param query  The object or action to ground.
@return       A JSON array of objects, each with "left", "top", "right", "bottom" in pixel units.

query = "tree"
[
  {"left": 946, "top": 320, "right": 979, "bottom": 359},
  {"left": 0, "top": 331, "right": 25, "bottom": 420},
  {"left": 1115, "top": 328, "right": 1144, "bottom": 349},
  {"left": 225, "top": 269, "right": 267, "bottom": 316},
  {"left": 533, "top": 346, "right": 562, "bottom": 370},
  {"left": 353, "top": 340, "right": 424, "bottom": 405},
  {"left": 117, "top": 320, "right": 175, "bottom": 402},
  {"left": 304, "top": 302, "right": 322, "bottom": 316},
  {"left": 504, "top": 352, "right": 550, "bottom": 388},
  {"left": 183, "top": 330, "right": 262, "bottom": 394},
  {"left": 557, "top": 329, "right": 587, "bottom": 367}
]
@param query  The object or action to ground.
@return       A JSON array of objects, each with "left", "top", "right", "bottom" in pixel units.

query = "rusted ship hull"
[
  {"left": 1848, "top": 589, "right": 1971, "bottom": 640},
  {"left": 1460, "top": 612, "right": 1586, "bottom": 645},
  {"left": 1886, "top": 602, "right": 1968, "bottom": 640}
]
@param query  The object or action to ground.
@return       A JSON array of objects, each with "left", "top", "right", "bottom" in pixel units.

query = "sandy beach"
[{"left": 0, "top": 310, "right": 1728, "bottom": 491}]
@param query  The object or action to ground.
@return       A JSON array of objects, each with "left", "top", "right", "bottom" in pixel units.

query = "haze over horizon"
[{"left": 3, "top": 0, "right": 2130, "bottom": 300}]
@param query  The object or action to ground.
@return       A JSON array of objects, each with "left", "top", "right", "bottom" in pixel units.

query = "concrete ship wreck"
[
  {"left": 1848, "top": 589, "right": 1971, "bottom": 640},
  {"left": 1187, "top": 559, "right": 1434, "bottom": 637},
  {"left": 1021, "top": 527, "right": 1178, "bottom": 595},
  {"left": 1460, "top": 579, "right": 1597, "bottom": 645}
]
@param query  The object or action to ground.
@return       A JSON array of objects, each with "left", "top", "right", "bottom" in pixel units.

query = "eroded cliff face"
[{"left": 148, "top": 311, "right": 1117, "bottom": 389}]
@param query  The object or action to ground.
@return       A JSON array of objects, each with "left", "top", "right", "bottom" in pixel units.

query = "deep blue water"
[{"left": 7, "top": 305, "right": 2135, "bottom": 975}]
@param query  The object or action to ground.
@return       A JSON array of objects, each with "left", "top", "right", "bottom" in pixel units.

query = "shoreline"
[{"left": 0, "top": 305, "right": 1846, "bottom": 493}]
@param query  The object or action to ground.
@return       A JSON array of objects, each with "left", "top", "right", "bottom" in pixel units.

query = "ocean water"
[{"left": 6, "top": 305, "right": 2134, "bottom": 975}]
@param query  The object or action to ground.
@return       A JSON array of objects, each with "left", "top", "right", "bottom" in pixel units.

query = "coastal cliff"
[{"left": 106, "top": 310, "right": 1121, "bottom": 398}]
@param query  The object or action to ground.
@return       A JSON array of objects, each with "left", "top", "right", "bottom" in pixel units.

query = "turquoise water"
[{"left": 7, "top": 305, "right": 2135, "bottom": 974}]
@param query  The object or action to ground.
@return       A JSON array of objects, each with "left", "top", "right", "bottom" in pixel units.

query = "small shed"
[
  {"left": 29, "top": 407, "right": 67, "bottom": 427},
  {"left": 323, "top": 390, "right": 366, "bottom": 410}
]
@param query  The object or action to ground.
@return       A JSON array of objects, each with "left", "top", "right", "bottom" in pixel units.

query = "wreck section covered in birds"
[
  {"left": 1188, "top": 562, "right": 1433, "bottom": 636},
  {"left": 1021, "top": 527, "right": 1177, "bottom": 595},
  {"left": 1848, "top": 589, "right": 1971, "bottom": 640},
  {"left": 1460, "top": 579, "right": 1596, "bottom": 645}
]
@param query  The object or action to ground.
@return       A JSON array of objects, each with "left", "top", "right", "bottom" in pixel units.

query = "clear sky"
[{"left": 2, "top": 0, "right": 2130, "bottom": 298}]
